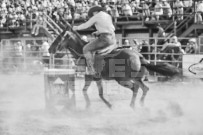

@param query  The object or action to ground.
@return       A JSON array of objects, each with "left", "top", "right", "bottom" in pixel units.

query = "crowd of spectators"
[{"left": 0, "top": 0, "right": 201, "bottom": 29}]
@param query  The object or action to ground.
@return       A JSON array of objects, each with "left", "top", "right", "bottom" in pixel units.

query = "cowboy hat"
[{"left": 88, "top": 6, "right": 104, "bottom": 18}]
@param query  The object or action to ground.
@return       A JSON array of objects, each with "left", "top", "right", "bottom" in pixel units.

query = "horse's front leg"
[
  {"left": 117, "top": 80, "right": 139, "bottom": 109},
  {"left": 96, "top": 79, "right": 112, "bottom": 109},
  {"left": 83, "top": 75, "right": 93, "bottom": 109}
]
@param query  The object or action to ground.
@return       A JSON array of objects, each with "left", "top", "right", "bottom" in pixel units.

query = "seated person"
[
  {"left": 174, "top": 0, "right": 184, "bottom": 20},
  {"left": 162, "top": 0, "right": 172, "bottom": 19},
  {"left": 122, "top": 1, "right": 133, "bottom": 16},
  {"left": 185, "top": 38, "right": 199, "bottom": 54},
  {"left": 139, "top": 1, "right": 150, "bottom": 21},
  {"left": 161, "top": 36, "right": 182, "bottom": 51},
  {"left": 196, "top": 1, "right": 203, "bottom": 23},
  {"left": 151, "top": 0, "right": 163, "bottom": 21},
  {"left": 159, "top": 36, "right": 185, "bottom": 64}
]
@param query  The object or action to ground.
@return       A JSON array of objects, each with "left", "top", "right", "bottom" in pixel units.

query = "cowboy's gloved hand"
[{"left": 73, "top": 26, "right": 78, "bottom": 31}]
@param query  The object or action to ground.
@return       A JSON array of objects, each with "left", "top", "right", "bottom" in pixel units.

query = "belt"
[
  {"left": 100, "top": 32, "right": 113, "bottom": 35},
  {"left": 99, "top": 32, "right": 113, "bottom": 35}
]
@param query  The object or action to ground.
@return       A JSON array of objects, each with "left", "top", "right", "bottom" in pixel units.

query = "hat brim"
[{"left": 88, "top": 6, "right": 104, "bottom": 18}]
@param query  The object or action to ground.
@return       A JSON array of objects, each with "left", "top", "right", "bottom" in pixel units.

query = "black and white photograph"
[{"left": 0, "top": 0, "right": 203, "bottom": 135}]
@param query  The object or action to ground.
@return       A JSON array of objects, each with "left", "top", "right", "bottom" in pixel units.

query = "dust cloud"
[{"left": 0, "top": 74, "right": 203, "bottom": 135}]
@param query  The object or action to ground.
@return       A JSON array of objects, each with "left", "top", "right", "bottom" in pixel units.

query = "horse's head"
[{"left": 49, "top": 25, "right": 85, "bottom": 58}]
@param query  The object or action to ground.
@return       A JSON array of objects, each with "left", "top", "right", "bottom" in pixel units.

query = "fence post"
[
  {"left": 49, "top": 54, "right": 55, "bottom": 69},
  {"left": 154, "top": 37, "right": 158, "bottom": 80},
  {"left": 23, "top": 39, "right": 26, "bottom": 72},
  {"left": 0, "top": 41, "right": 3, "bottom": 70},
  {"left": 174, "top": 21, "right": 177, "bottom": 36}
]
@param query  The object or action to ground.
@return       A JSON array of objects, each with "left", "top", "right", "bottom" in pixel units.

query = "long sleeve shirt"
[{"left": 76, "top": 11, "right": 115, "bottom": 34}]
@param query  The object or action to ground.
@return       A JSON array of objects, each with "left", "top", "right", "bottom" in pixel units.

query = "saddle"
[{"left": 76, "top": 48, "right": 121, "bottom": 73}]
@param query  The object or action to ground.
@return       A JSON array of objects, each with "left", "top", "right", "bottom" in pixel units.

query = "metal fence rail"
[{"left": 1, "top": 37, "right": 203, "bottom": 78}]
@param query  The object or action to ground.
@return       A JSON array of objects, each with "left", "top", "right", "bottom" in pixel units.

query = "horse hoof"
[
  {"left": 108, "top": 104, "right": 112, "bottom": 109},
  {"left": 140, "top": 100, "right": 145, "bottom": 107},
  {"left": 86, "top": 103, "right": 91, "bottom": 109},
  {"left": 130, "top": 103, "right": 135, "bottom": 109}
]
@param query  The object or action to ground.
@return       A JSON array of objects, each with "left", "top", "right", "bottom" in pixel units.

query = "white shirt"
[
  {"left": 197, "top": 2, "right": 203, "bottom": 12},
  {"left": 41, "top": 41, "right": 50, "bottom": 56},
  {"left": 122, "top": 4, "right": 133, "bottom": 16},
  {"left": 76, "top": 11, "right": 115, "bottom": 34}
]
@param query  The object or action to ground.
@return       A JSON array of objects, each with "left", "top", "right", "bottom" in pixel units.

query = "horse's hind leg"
[
  {"left": 130, "top": 83, "right": 139, "bottom": 108},
  {"left": 96, "top": 80, "right": 112, "bottom": 109},
  {"left": 134, "top": 79, "right": 149, "bottom": 106},
  {"left": 83, "top": 75, "right": 93, "bottom": 108}
]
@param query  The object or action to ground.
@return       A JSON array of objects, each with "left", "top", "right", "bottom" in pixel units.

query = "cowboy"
[{"left": 72, "top": 6, "right": 117, "bottom": 75}]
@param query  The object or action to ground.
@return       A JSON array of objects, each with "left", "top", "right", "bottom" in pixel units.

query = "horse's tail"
[{"left": 142, "top": 62, "right": 181, "bottom": 77}]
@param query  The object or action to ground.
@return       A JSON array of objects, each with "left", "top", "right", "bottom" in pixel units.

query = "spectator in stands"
[
  {"left": 140, "top": 40, "right": 150, "bottom": 59},
  {"left": 13, "top": 41, "right": 23, "bottom": 70},
  {"left": 64, "top": 7, "right": 73, "bottom": 21},
  {"left": 139, "top": 0, "right": 150, "bottom": 21},
  {"left": 162, "top": 0, "right": 172, "bottom": 19},
  {"left": 157, "top": 23, "right": 166, "bottom": 49},
  {"left": 111, "top": 4, "right": 120, "bottom": 21},
  {"left": 133, "top": 39, "right": 142, "bottom": 52},
  {"left": 122, "top": 1, "right": 133, "bottom": 16},
  {"left": 161, "top": 36, "right": 184, "bottom": 54},
  {"left": 31, "top": 12, "right": 46, "bottom": 36},
  {"left": 130, "top": 1, "right": 136, "bottom": 13},
  {"left": 195, "top": 1, "right": 203, "bottom": 24},
  {"left": 25, "top": 44, "right": 31, "bottom": 57},
  {"left": 0, "top": 15, "right": 6, "bottom": 27},
  {"left": 116, "top": 0, "right": 122, "bottom": 14},
  {"left": 174, "top": 0, "right": 184, "bottom": 20},
  {"left": 152, "top": 0, "right": 163, "bottom": 21},
  {"left": 185, "top": 38, "right": 198, "bottom": 54},
  {"left": 104, "top": 4, "right": 113, "bottom": 15},
  {"left": 183, "top": 0, "right": 193, "bottom": 8},
  {"left": 129, "top": 0, "right": 141, "bottom": 20}
]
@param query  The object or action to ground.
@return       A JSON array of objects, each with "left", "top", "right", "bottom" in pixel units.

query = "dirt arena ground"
[{"left": 0, "top": 73, "right": 203, "bottom": 135}]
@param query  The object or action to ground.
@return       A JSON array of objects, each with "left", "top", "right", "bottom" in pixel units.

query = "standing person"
[
  {"left": 41, "top": 39, "right": 50, "bottom": 67},
  {"left": 153, "top": 0, "right": 163, "bottom": 21},
  {"left": 13, "top": 41, "right": 23, "bottom": 71},
  {"left": 162, "top": 0, "right": 172, "bottom": 19},
  {"left": 195, "top": 1, "right": 203, "bottom": 24},
  {"left": 157, "top": 23, "right": 166, "bottom": 50},
  {"left": 71, "top": 6, "right": 117, "bottom": 75}
]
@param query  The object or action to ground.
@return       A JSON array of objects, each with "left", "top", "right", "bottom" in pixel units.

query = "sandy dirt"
[{"left": 0, "top": 74, "right": 203, "bottom": 135}]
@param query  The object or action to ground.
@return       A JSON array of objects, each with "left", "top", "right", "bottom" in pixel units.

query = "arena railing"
[{"left": 1, "top": 35, "right": 203, "bottom": 79}]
